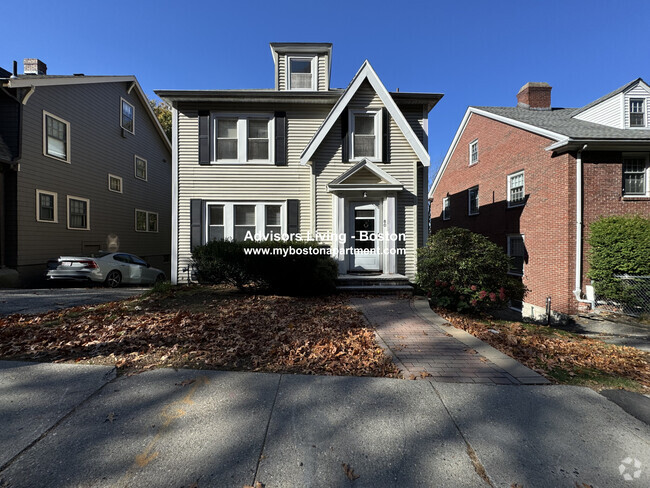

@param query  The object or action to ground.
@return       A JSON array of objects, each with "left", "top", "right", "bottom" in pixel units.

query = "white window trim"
[
  {"left": 349, "top": 109, "right": 382, "bottom": 162},
  {"left": 467, "top": 186, "right": 479, "bottom": 216},
  {"left": 507, "top": 170, "right": 525, "bottom": 207},
  {"left": 35, "top": 189, "right": 58, "bottom": 223},
  {"left": 108, "top": 174, "right": 123, "bottom": 193},
  {"left": 469, "top": 139, "right": 478, "bottom": 166},
  {"left": 442, "top": 196, "right": 450, "bottom": 221},
  {"left": 211, "top": 113, "right": 275, "bottom": 164},
  {"left": 135, "top": 209, "right": 159, "bottom": 233},
  {"left": 42, "top": 111, "right": 71, "bottom": 163},
  {"left": 287, "top": 55, "right": 317, "bottom": 91},
  {"left": 622, "top": 153, "right": 650, "bottom": 197},
  {"left": 629, "top": 98, "right": 646, "bottom": 128},
  {"left": 134, "top": 155, "right": 148, "bottom": 181},
  {"left": 507, "top": 234, "right": 525, "bottom": 277},
  {"left": 120, "top": 98, "right": 135, "bottom": 134},
  {"left": 203, "top": 201, "right": 287, "bottom": 242},
  {"left": 67, "top": 195, "right": 90, "bottom": 231}
]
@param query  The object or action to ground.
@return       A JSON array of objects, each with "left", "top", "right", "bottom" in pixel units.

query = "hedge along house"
[{"left": 156, "top": 43, "right": 441, "bottom": 286}]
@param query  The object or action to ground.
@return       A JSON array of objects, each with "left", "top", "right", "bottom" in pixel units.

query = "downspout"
[{"left": 573, "top": 144, "right": 591, "bottom": 304}]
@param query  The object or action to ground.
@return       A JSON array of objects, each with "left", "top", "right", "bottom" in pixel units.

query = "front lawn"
[
  {"left": 0, "top": 286, "right": 398, "bottom": 378},
  {"left": 436, "top": 308, "right": 650, "bottom": 392}
]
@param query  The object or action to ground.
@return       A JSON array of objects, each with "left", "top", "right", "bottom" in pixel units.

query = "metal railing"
[{"left": 593, "top": 275, "right": 650, "bottom": 317}]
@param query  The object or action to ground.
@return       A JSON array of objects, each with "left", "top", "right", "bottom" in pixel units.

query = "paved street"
[
  {"left": 1, "top": 360, "right": 649, "bottom": 488},
  {"left": 0, "top": 287, "right": 149, "bottom": 316}
]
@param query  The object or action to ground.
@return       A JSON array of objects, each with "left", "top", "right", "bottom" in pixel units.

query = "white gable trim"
[
  {"left": 328, "top": 159, "right": 403, "bottom": 189},
  {"left": 300, "top": 60, "right": 430, "bottom": 166},
  {"left": 428, "top": 107, "right": 568, "bottom": 199}
]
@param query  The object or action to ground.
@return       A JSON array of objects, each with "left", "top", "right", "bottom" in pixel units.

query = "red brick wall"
[
  {"left": 430, "top": 113, "right": 578, "bottom": 314},
  {"left": 581, "top": 152, "right": 650, "bottom": 289}
]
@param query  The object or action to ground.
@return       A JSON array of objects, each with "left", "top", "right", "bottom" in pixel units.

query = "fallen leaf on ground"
[
  {"left": 104, "top": 412, "right": 117, "bottom": 423},
  {"left": 342, "top": 463, "right": 360, "bottom": 480}
]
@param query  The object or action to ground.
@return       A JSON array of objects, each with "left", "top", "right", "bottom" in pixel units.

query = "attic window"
[
  {"left": 350, "top": 110, "right": 382, "bottom": 161},
  {"left": 288, "top": 56, "right": 315, "bottom": 91},
  {"left": 630, "top": 99, "right": 645, "bottom": 127}
]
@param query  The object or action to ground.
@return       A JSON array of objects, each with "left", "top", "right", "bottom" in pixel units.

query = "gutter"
[{"left": 573, "top": 144, "right": 592, "bottom": 305}]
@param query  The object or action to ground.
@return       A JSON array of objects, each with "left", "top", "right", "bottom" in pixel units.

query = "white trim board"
[
  {"left": 428, "top": 107, "right": 568, "bottom": 199},
  {"left": 299, "top": 60, "right": 430, "bottom": 166}
]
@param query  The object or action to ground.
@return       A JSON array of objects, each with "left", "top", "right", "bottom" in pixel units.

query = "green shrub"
[
  {"left": 192, "top": 240, "right": 338, "bottom": 296},
  {"left": 587, "top": 215, "right": 650, "bottom": 302},
  {"left": 416, "top": 227, "right": 527, "bottom": 312}
]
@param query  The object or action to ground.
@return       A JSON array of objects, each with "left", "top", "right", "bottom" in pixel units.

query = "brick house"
[{"left": 429, "top": 79, "right": 650, "bottom": 320}]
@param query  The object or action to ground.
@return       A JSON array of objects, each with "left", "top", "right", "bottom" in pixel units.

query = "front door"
[{"left": 349, "top": 202, "right": 381, "bottom": 272}]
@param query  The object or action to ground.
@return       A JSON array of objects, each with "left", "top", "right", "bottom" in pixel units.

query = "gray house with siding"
[
  {"left": 157, "top": 43, "right": 441, "bottom": 285},
  {"left": 0, "top": 59, "right": 172, "bottom": 286}
]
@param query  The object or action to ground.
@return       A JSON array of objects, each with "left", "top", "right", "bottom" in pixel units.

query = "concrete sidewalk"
[{"left": 1, "top": 361, "right": 649, "bottom": 487}]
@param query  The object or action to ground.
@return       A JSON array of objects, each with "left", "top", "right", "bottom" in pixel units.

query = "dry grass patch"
[{"left": 0, "top": 286, "right": 397, "bottom": 378}]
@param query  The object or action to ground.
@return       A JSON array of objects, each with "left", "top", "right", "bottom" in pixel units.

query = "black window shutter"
[
  {"left": 287, "top": 199, "right": 300, "bottom": 235},
  {"left": 198, "top": 111, "right": 210, "bottom": 165},
  {"left": 275, "top": 111, "right": 287, "bottom": 165},
  {"left": 382, "top": 108, "right": 389, "bottom": 163},
  {"left": 341, "top": 108, "right": 349, "bottom": 162},
  {"left": 190, "top": 199, "right": 204, "bottom": 250}
]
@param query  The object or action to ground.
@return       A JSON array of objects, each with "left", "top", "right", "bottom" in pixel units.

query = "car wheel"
[
  {"left": 105, "top": 270, "right": 122, "bottom": 288},
  {"left": 155, "top": 273, "right": 165, "bottom": 283}
]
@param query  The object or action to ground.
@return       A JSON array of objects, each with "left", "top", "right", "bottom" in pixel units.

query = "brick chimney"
[
  {"left": 517, "top": 82, "right": 551, "bottom": 110},
  {"left": 23, "top": 58, "right": 47, "bottom": 75}
]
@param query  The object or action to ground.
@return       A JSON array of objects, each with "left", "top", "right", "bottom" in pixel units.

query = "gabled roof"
[
  {"left": 299, "top": 60, "right": 432, "bottom": 166},
  {"left": 571, "top": 78, "right": 645, "bottom": 116},
  {"left": 327, "top": 159, "right": 404, "bottom": 191},
  {"left": 3, "top": 75, "right": 171, "bottom": 153}
]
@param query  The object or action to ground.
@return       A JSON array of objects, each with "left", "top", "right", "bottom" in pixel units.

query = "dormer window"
[
  {"left": 288, "top": 56, "right": 316, "bottom": 91},
  {"left": 630, "top": 99, "right": 645, "bottom": 127}
]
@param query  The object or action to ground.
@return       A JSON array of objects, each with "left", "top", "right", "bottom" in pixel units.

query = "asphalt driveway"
[{"left": 0, "top": 287, "right": 148, "bottom": 316}]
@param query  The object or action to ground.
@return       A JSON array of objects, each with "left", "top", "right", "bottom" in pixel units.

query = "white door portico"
[{"left": 328, "top": 159, "right": 404, "bottom": 275}]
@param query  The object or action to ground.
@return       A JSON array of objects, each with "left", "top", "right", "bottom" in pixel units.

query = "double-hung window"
[
  {"left": 623, "top": 156, "right": 649, "bottom": 196},
  {"left": 468, "top": 186, "right": 479, "bottom": 215},
  {"left": 288, "top": 56, "right": 316, "bottom": 91},
  {"left": 108, "top": 174, "right": 122, "bottom": 193},
  {"left": 43, "top": 112, "right": 70, "bottom": 162},
  {"left": 442, "top": 197, "right": 450, "bottom": 220},
  {"left": 205, "top": 202, "right": 286, "bottom": 242},
  {"left": 212, "top": 114, "right": 273, "bottom": 163},
  {"left": 135, "top": 209, "right": 158, "bottom": 232},
  {"left": 507, "top": 235, "right": 525, "bottom": 276},
  {"left": 630, "top": 99, "right": 645, "bottom": 128},
  {"left": 121, "top": 98, "right": 135, "bottom": 133},
  {"left": 469, "top": 140, "right": 478, "bottom": 165},
  {"left": 508, "top": 171, "right": 525, "bottom": 207},
  {"left": 67, "top": 196, "right": 89, "bottom": 230},
  {"left": 350, "top": 110, "right": 382, "bottom": 161},
  {"left": 36, "top": 190, "right": 57, "bottom": 223},
  {"left": 135, "top": 156, "right": 147, "bottom": 180}
]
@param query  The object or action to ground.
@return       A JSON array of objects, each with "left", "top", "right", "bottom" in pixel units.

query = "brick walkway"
[{"left": 352, "top": 297, "right": 522, "bottom": 384}]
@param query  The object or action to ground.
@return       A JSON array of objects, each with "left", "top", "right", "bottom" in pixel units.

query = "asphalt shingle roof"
[{"left": 474, "top": 106, "right": 650, "bottom": 140}]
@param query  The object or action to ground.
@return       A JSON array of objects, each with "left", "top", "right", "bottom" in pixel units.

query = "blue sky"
[{"left": 3, "top": 0, "right": 648, "bottom": 181}]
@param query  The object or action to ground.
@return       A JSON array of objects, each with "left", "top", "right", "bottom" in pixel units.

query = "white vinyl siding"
[
  {"left": 176, "top": 104, "right": 319, "bottom": 278},
  {"left": 574, "top": 92, "right": 624, "bottom": 128}
]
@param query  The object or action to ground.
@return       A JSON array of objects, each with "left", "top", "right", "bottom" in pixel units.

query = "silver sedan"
[{"left": 46, "top": 252, "right": 166, "bottom": 288}]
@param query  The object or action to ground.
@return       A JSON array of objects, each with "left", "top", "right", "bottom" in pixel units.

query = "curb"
[{"left": 411, "top": 297, "right": 551, "bottom": 385}]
